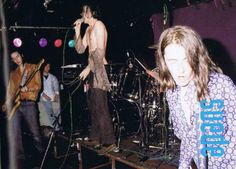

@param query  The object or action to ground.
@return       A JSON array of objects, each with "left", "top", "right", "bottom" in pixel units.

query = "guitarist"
[{"left": 2, "top": 50, "right": 44, "bottom": 169}]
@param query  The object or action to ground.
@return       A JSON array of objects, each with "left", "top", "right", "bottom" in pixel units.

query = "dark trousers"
[
  {"left": 8, "top": 101, "right": 43, "bottom": 169},
  {"left": 87, "top": 72, "right": 115, "bottom": 145}
]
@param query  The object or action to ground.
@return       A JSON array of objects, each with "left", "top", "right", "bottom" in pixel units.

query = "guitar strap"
[{"left": 20, "top": 65, "right": 28, "bottom": 87}]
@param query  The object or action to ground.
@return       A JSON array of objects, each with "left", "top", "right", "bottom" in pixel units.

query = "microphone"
[{"left": 61, "top": 64, "right": 81, "bottom": 68}]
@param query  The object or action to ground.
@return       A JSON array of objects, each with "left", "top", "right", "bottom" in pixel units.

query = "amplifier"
[{"left": 63, "top": 68, "right": 81, "bottom": 79}]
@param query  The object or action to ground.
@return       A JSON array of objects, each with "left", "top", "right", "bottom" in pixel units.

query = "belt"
[{"left": 20, "top": 99, "right": 35, "bottom": 102}]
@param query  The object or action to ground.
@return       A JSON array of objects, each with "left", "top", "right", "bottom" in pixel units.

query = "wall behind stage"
[{"left": 150, "top": 0, "right": 236, "bottom": 83}]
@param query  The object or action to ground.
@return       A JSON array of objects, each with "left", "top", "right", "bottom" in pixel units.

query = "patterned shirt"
[
  {"left": 166, "top": 72, "right": 236, "bottom": 169},
  {"left": 75, "top": 40, "right": 111, "bottom": 91},
  {"left": 89, "top": 48, "right": 111, "bottom": 91}
]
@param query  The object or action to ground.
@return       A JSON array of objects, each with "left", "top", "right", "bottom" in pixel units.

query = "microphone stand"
[{"left": 40, "top": 130, "right": 55, "bottom": 169}]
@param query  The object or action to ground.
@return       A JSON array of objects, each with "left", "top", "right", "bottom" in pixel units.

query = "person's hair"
[
  {"left": 82, "top": 1, "right": 101, "bottom": 19},
  {"left": 10, "top": 50, "right": 25, "bottom": 64},
  {"left": 41, "top": 60, "right": 50, "bottom": 72},
  {"left": 156, "top": 25, "right": 222, "bottom": 101}
]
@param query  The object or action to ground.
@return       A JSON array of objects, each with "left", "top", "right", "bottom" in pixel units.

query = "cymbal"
[{"left": 148, "top": 44, "right": 158, "bottom": 49}]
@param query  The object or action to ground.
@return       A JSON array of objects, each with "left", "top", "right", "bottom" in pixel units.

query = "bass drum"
[{"left": 108, "top": 98, "right": 140, "bottom": 137}]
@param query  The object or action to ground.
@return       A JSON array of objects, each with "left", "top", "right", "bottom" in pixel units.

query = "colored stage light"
[
  {"left": 54, "top": 39, "right": 62, "bottom": 47},
  {"left": 13, "top": 38, "right": 22, "bottom": 47},
  {"left": 68, "top": 40, "right": 75, "bottom": 47},
  {"left": 39, "top": 38, "right": 48, "bottom": 47}
]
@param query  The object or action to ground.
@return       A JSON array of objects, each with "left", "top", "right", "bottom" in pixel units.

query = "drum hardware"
[
  {"left": 107, "top": 63, "right": 124, "bottom": 99},
  {"left": 108, "top": 99, "right": 141, "bottom": 138},
  {"left": 117, "top": 67, "right": 142, "bottom": 102},
  {"left": 108, "top": 58, "right": 160, "bottom": 149},
  {"left": 141, "top": 68, "right": 172, "bottom": 150},
  {"left": 107, "top": 59, "right": 179, "bottom": 154}
]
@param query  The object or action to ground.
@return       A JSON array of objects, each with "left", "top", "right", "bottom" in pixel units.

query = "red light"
[{"left": 54, "top": 39, "right": 62, "bottom": 47}]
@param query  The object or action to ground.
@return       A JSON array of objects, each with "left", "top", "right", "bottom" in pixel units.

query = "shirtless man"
[{"left": 73, "top": 2, "right": 116, "bottom": 150}]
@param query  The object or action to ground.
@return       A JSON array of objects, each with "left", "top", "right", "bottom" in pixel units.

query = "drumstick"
[{"left": 134, "top": 58, "right": 147, "bottom": 70}]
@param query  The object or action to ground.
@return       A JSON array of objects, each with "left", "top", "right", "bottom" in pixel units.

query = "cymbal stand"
[{"left": 136, "top": 70, "right": 148, "bottom": 149}]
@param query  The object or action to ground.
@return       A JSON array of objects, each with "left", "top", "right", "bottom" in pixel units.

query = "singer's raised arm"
[{"left": 74, "top": 21, "right": 88, "bottom": 54}]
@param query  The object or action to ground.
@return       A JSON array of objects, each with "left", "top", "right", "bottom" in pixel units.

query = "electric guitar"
[{"left": 7, "top": 58, "right": 45, "bottom": 120}]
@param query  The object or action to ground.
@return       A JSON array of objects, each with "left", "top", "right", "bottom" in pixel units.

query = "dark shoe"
[
  {"left": 94, "top": 144, "right": 103, "bottom": 150},
  {"left": 84, "top": 139, "right": 100, "bottom": 146},
  {"left": 98, "top": 144, "right": 116, "bottom": 155}
]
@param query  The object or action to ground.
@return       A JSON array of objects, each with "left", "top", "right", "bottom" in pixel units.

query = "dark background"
[
  {"left": 1, "top": 0, "right": 236, "bottom": 127},
  {"left": 1, "top": 0, "right": 236, "bottom": 168},
  {"left": 1, "top": 0, "right": 236, "bottom": 135},
  {"left": 3, "top": 0, "right": 227, "bottom": 77},
  {"left": 2, "top": 0, "right": 160, "bottom": 77},
  {"left": 1, "top": 0, "right": 235, "bottom": 79}
]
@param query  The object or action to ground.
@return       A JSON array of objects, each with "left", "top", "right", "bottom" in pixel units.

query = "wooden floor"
[
  {"left": 72, "top": 132, "right": 180, "bottom": 169},
  {"left": 0, "top": 129, "right": 200, "bottom": 169}
]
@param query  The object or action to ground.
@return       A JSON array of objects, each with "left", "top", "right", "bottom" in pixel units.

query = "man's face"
[
  {"left": 11, "top": 51, "right": 23, "bottom": 66},
  {"left": 81, "top": 6, "right": 93, "bottom": 24},
  {"left": 164, "top": 43, "right": 194, "bottom": 87},
  {"left": 44, "top": 64, "right": 50, "bottom": 74}
]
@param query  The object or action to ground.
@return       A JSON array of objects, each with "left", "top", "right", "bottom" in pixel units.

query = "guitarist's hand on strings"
[
  {"left": 20, "top": 86, "right": 28, "bottom": 92},
  {"left": 2, "top": 104, "right": 7, "bottom": 112}
]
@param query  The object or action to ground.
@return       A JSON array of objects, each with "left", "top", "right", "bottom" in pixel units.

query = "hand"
[
  {"left": 2, "top": 104, "right": 7, "bottom": 112},
  {"left": 20, "top": 86, "right": 28, "bottom": 92},
  {"left": 73, "top": 18, "right": 84, "bottom": 27},
  {"left": 79, "top": 67, "right": 90, "bottom": 81},
  {"left": 53, "top": 94, "right": 59, "bottom": 102},
  {"left": 42, "top": 93, "right": 52, "bottom": 101}
]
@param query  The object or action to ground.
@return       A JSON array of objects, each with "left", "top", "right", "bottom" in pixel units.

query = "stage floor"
[
  {"left": 38, "top": 130, "right": 181, "bottom": 169},
  {"left": 1, "top": 128, "right": 198, "bottom": 169}
]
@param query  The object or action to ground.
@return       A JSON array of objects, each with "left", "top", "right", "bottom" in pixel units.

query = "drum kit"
[{"left": 106, "top": 57, "right": 178, "bottom": 149}]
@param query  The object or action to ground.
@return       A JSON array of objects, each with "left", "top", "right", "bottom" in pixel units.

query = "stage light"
[
  {"left": 39, "top": 38, "right": 48, "bottom": 47},
  {"left": 68, "top": 40, "right": 75, "bottom": 48},
  {"left": 13, "top": 38, "right": 22, "bottom": 47},
  {"left": 54, "top": 39, "right": 62, "bottom": 47}
]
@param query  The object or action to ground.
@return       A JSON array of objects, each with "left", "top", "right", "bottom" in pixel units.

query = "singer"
[{"left": 73, "top": 2, "right": 116, "bottom": 153}]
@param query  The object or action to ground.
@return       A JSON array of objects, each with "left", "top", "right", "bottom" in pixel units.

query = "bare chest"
[{"left": 87, "top": 27, "right": 97, "bottom": 51}]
